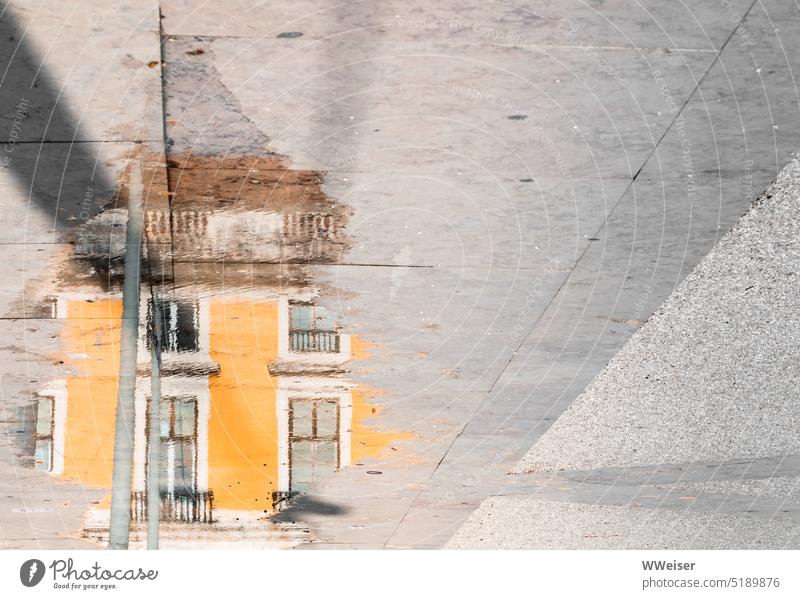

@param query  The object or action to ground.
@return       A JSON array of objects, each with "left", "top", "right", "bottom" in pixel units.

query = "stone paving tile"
[
  {"left": 293, "top": 542, "right": 388, "bottom": 550},
  {"left": 0, "top": 446, "right": 105, "bottom": 549},
  {"left": 547, "top": 455, "right": 800, "bottom": 487},
  {"left": 643, "top": 14, "right": 800, "bottom": 182},
  {"left": 0, "top": 244, "right": 68, "bottom": 318},
  {"left": 314, "top": 264, "right": 567, "bottom": 398},
  {"left": 0, "top": 0, "right": 162, "bottom": 143},
  {"left": 518, "top": 159, "right": 800, "bottom": 473},
  {"left": 442, "top": 5, "right": 800, "bottom": 547},
  {"left": 322, "top": 173, "right": 630, "bottom": 270},
  {"left": 446, "top": 498, "right": 800, "bottom": 549},
  {"left": 173, "top": 36, "right": 711, "bottom": 179},
  {"left": 498, "top": 471, "right": 800, "bottom": 519},
  {"left": 669, "top": 476, "right": 800, "bottom": 502},
  {"left": 161, "top": 0, "right": 751, "bottom": 51},
  {"left": 0, "top": 142, "right": 168, "bottom": 244},
  {"left": 385, "top": 505, "right": 477, "bottom": 549}
]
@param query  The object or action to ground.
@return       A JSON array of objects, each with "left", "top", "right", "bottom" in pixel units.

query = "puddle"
[{"left": 9, "top": 150, "right": 410, "bottom": 548}]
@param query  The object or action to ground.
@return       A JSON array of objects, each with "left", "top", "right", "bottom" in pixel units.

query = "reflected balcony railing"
[
  {"left": 283, "top": 212, "right": 340, "bottom": 242},
  {"left": 131, "top": 490, "right": 214, "bottom": 524},
  {"left": 289, "top": 329, "right": 340, "bottom": 353}
]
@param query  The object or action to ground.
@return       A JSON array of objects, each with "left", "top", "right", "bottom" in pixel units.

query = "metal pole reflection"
[
  {"left": 108, "top": 158, "right": 143, "bottom": 549},
  {"left": 147, "top": 298, "right": 162, "bottom": 549}
]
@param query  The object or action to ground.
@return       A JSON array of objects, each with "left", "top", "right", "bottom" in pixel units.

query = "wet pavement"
[
  {"left": 1, "top": 0, "right": 800, "bottom": 549},
  {"left": 450, "top": 158, "right": 800, "bottom": 549}
]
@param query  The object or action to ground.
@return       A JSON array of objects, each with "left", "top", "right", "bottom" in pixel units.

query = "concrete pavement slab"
[
  {"left": 446, "top": 498, "right": 800, "bottom": 549},
  {"left": 182, "top": 37, "right": 711, "bottom": 178},
  {"left": 518, "top": 158, "right": 800, "bottom": 472},
  {"left": 0, "top": 0, "right": 162, "bottom": 143},
  {"left": 5, "top": 0, "right": 800, "bottom": 550},
  {"left": 161, "top": 0, "right": 751, "bottom": 51},
  {"left": 0, "top": 142, "right": 168, "bottom": 244},
  {"left": 671, "top": 476, "right": 800, "bottom": 502}
]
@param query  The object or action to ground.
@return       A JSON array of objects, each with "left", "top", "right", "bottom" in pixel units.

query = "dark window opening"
[{"left": 147, "top": 298, "right": 199, "bottom": 353}]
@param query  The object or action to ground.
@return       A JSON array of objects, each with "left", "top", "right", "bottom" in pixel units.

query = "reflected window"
[
  {"left": 33, "top": 397, "right": 54, "bottom": 472},
  {"left": 289, "top": 398, "right": 339, "bottom": 493},
  {"left": 288, "top": 304, "right": 340, "bottom": 353},
  {"left": 149, "top": 396, "right": 197, "bottom": 496},
  {"left": 141, "top": 395, "right": 211, "bottom": 523},
  {"left": 147, "top": 298, "right": 199, "bottom": 353}
]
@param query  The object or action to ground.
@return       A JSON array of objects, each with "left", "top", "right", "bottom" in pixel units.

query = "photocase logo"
[{"left": 20, "top": 559, "right": 46, "bottom": 587}]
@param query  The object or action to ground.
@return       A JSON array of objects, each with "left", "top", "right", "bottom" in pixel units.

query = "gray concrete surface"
[
  {"left": 0, "top": 0, "right": 165, "bottom": 547},
  {"left": 450, "top": 158, "right": 800, "bottom": 548},
  {"left": 520, "top": 157, "right": 800, "bottom": 472},
  {"left": 1, "top": 0, "right": 799, "bottom": 549},
  {"left": 670, "top": 477, "right": 800, "bottom": 502},
  {"left": 520, "top": 161, "right": 800, "bottom": 471},
  {"left": 447, "top": 498, "right": 800, "bottom": 549}
]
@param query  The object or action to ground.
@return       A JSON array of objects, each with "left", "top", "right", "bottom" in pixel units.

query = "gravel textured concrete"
[
  {"left": 446, "top": 498, "right": 800, "bottom": 549},
  {"left": 449, "top": 159, "right": 800, "bottom": 549},
  {"left": 518, "top": 158, "right": 800, "bottom": 473}
]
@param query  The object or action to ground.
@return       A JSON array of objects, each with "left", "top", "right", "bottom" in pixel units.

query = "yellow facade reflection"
[
  {"left": 25, "top": 153, "right": 411, "bottom": 546},
  {"left": 35, "top": 287, "right": 409, "bottom": 545}
]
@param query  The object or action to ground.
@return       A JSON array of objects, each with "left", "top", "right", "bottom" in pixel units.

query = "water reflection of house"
[
  {"left": 33, "top": 284, "right": 402, "bottom": 547},
  {"left": 25, "top": 164, "right": 408, "bottom": 547}
]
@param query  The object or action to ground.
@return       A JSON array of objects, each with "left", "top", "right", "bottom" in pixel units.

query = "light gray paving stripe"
[
  {"left": 526, "top": 454, "right": 800, "bottom": 487},
  {"left": 446, "top": 498, "right": 800, "bottom": 549},
  {"left": 500, "top": 473, "right": 800, "bottom": 520}
]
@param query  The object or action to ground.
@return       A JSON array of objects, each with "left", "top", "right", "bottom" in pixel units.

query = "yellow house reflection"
[
  {"left": 34, "top": 280, "right": 407, "bottom": 546},
  {"left": 28, "top": 154, "right": 411, "bottom": 546}
]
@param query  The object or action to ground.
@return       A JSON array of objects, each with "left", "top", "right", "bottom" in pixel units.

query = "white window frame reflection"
[
  {"left": 133, "top": 380, "right": 210, "bottom": 505},
  {"left": 148, "top": 395, "right": 199, "bottom": 497},
  {"left": 287, "top": 397, "right": 340, "bottom": 494},
  {"left": 34, "top": 381, "right": 66, "bottom": 475},
  {"left": 33, "top": 397, "right": 54, "bottom": 472},
  {"left": 276, "top": 297, "right": 351, "bottom": 368},
  {"left": 276, "top": 379, "right": 353, "bottom": 497}
]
